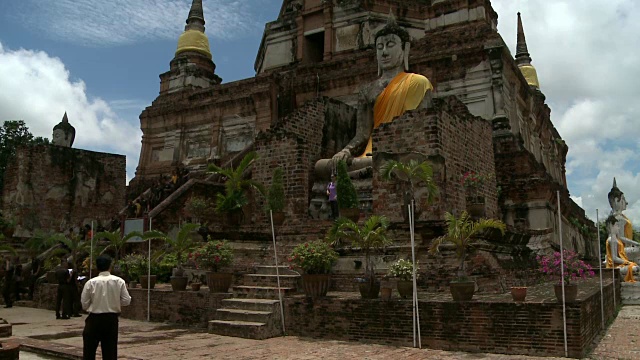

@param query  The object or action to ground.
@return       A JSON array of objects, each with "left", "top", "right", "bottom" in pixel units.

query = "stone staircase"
[
  {"left": 208, "top": 265, "right": 300, "bottom": 339},
  {"left": 621, "top": 282, "right": 640, "bottom": 305}
]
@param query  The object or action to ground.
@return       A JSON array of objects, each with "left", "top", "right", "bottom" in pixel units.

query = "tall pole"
[
  {"left": 597, "top": 209, "right": 605, "bottom": 330},
  {"left": 557, "top": 191, "right": 568, "bottom": 358},
  {"left": 89, "top": 221, "right": 94, "bottom": 278},
  {"left": 411, "top": 201, "right": 421, "bottom": 348},
  {"left": 270, "top": 210, "right": 286, "bottom": 335},
  {"left": 147, "top": 217, "right": 152, "bottom": 322}
]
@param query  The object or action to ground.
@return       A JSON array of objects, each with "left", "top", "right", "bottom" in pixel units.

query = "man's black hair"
[{"left": 96, "top": 255, "right": 112, "bottom": 272}]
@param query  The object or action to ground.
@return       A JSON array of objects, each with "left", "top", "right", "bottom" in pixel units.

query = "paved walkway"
[{"left": 1, "top": 306, "right": 640, "bottom": 359}]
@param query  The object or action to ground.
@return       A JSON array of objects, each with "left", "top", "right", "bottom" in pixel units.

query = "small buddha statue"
[
  {"left": 605, "top": 178, "right": 640, "bottom": 282},
  {"left": 315, "top": 15, "right": 433, "bottom": 178},
  {"left": 52, "top": 112, "right": 76, "bottom": 147}
]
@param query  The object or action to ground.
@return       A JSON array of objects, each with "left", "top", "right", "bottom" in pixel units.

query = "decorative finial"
[
  {"left": 613, "top": 177, "right": 617, "bottom": 189},
  {"left": 185, "top": 0, "right": 205, "bottom": 32},
  {"left": 387, "top": 8, "right": 397, "bottom": 26},
  {"left": 62, "top": 112, "right": 69, "bottom": 124},
  {"left": 515, "top": 12, "right": 532, "bottom": 66}
]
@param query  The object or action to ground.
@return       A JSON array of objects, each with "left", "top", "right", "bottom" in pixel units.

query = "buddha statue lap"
[
  {"left": 314, "top": 16, "right": 433, "bottom": 180},
  {"left": 605, "top": 178, "right": 640, "bottom": 282}
]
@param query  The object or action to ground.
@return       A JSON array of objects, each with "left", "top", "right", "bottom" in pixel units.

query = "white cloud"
[
  {"left": 10, "top": 0, "right": 262, "bottom": 46},
  {"left": 0, "top": 42, "right": 141, "bottom": 183},
  {"left": 492, "top": 1, "right": 640, "bottom": 225}
]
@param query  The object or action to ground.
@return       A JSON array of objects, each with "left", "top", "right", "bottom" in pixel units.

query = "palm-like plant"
[
  {"left": 48, "top": 233, "right": 91, "bottom": 271},
  {"left": 0, "top": 243, "right": 17, "bottom": 256},
  {"left": 326, "top": 215, "right": 392, "bottom": 282},
  {"left": 93, "top": 230, "right": 142, "bottom": 262},
  {"left": 141, "top": 223, "right": 200, "bottom": 273},
  {"left": 380, "top": 159, "right": 438, "bottom": 205},
  {"left": 208, "top": 151, "right": 265, "bottom": 214},
  {"left": 429, "top": 211, "right": 506, "bottom": 279}
]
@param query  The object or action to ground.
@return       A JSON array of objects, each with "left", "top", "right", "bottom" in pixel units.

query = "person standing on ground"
[
  {"left": 326, "top": 174, "right": 338, "bottom": 220},
  {"left": 2, "top": 256, "right": 15, "bottom": 308},
  {"left": 29, "top": 257, "right": 42, "bottom": 300},
  {"left": 55, "top": 259, "right": 72, "bottom": 319},
  {"left": 81, "top": 255, "right": 131, "bottom": 360}
]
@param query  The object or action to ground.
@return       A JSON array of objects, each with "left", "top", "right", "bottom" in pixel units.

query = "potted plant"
[
  {"left": 327, "top": 215, "right": 392, "bottom": 299},
  {"left": 94, "top": 230, "right": 143, "bottom": 263},
  {"left": 266, "top": 167, "right": 286, "bottom": 226},
  {"left": 119, "top": 253, "right": 147, "bottom": 288},
  {"left": 185, "top": 196, "right": 216, "bottom": 236},
  {"left": 288, "top": 240, "right": 338, "bottom": 299},
  {"left": 380, "top": 159, "right": 438, "bottom": 221},
  {"left": 388, "top": 259, "right": 419, "bottom": 299},
  {"left": 429, "top": 211, "right": 506, "bottom": 301},
  {"left": 510, "top": 270, "right": 531, "bottom": 302},
  {"left": 537, "top": 250, "right": 595, "bottom": 302},
  {"left": 142, "top": 223, "right": 200, "bottom": 291},
  {"left": 336, "top": 160, "right": 360, "bottom": 222},
  {"left": 190, "top": 273, "right": 202, "bottom": 291},
  {"left": 208, "top": 151, "right": 265, "bottom": 225},
  {"left": 191, "top": 238, "right": 234, "bottom": 293},
  {"left": 460, "top": 171, "right": 492, "bottom": 218}
]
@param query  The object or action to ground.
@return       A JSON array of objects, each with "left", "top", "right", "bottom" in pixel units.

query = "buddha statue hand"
[{"left": 330, "top": 149, "right": 352, "bottom": 169}]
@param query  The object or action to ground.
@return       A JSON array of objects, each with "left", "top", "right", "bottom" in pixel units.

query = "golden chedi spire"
[
  {"left": 175, "top": 0, "right": 212, "bottom": 59},
  {"left": 515, "top": 12, "right": 539, "bottom": 89}
]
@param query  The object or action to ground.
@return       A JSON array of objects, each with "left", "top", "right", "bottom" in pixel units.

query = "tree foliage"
[
  {"left": 336, "top": 160, "right": 359, "bottom": 209},
  {"left": 0, "top": 120, "right": 49, "bottom": 193}
]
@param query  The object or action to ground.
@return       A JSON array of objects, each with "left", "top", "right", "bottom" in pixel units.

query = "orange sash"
[
  {"left": 606, "top": 238, "right": 637, "bottom": 283},
  {"left": 358, "top": 72, "right": 432, "bottom": 157}
]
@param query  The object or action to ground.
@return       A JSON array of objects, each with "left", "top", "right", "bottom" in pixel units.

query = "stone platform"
[{"left": 28, "top": 277, "right": 618, "bottom": 358}]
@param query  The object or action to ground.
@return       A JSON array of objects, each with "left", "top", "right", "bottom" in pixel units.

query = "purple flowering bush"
[{"left": 537, "top": 250, "right": 595, "bottom": 285}]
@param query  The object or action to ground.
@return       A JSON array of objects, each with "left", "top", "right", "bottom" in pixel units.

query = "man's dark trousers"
[{"left": 83, "top": 313, "right": 119, "bottom": 360}]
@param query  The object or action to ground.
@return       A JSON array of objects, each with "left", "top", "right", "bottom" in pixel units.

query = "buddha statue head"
[
  {"left": 375, "top": 14, "right": 411, "bottom": 75},
  {"left": 52, "top": 112, "right": 75, "bottom": 147},
  {"left": 608, "top": 178, "right": 627, "bottom": 213}
]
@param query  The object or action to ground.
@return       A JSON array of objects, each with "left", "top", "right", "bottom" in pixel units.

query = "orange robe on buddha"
[
  {"left": 606, "top": 215, "right": 637, "bottom": 283},
  {"left": 359, "top": 72, "right": 433, "bottom": 157}
]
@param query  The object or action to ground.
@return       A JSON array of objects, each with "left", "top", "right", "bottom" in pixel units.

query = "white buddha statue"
[{"left": 605, "top": 178, "right": 640, "bottom": 282}]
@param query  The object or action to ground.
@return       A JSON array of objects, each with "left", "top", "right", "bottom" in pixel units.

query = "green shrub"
[
  {"left": 388, "top": 259, "right": 418, "bottom": 282},
  {"left": 191, "top": 238, "right": 234, "bottom": 272},
  {"left": 336, "top": 160, "right": 358, "bottom": 209},
  {"left": 267, "top": 167, "right": 285, "bottom": 212},
  {"left": 288, "top": 241, "right": 338, "bottom": 275}
]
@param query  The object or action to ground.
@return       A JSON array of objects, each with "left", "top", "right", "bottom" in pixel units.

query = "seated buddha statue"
[
  {"left": 314, "top": 16, "right": 433, "bottom": 179},
  {"left": 605, "top": 178, "right": 640, "bottom": 282}
]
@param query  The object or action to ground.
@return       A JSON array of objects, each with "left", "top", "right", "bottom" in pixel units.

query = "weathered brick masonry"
[{"left": 2, "top": 145, "right": 126, "bottom": 236}]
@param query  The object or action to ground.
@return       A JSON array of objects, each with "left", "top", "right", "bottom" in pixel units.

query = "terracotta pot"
[
  {"left": 191, "top": 283, "right": 202, "bottom": 291},
  {"left": 554, "top": 283, "right": 578, "bottom": 302},
  {"left": 511, "top": 286, "right": 527, "bottom": 302},
  {"left": 302, "top": 274, "right": 330, "bottom": 299},
  {"left": 170, "top": 276, "right": 188, "bottom": 291},
  {"left": 449, "top": 280, "right": 475, "bottom": 301},
  {"left": 140, "top": 275, "right": 156, "bottom": 289},
  {"left": 380, "top": 287, "right": 393, "bottom": 301},
  {"left": 397, "top": 280, "right": 413, "bottom": 299},
  {"left": 358, "top": 280, "right": 380, "bottom": 299},
  {"left": 340, "top": 208, "right": 360, "bottom": 223},
  {"left": 207, "top": 272, "right": 233, "bottom": 293},
  {"left": 271, "top": 211, "right": 286, "bottom": 226}
]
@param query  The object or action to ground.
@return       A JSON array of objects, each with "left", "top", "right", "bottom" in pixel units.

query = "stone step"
[
  {"left": 254, "top": 265, "right": 299, "bottom": 276},
  {"left": 208, "top": 320, "right": 278, "bottom": 340},
  {"left": 233, "top": 285, "right": 296, "bottom": 299},
  {"left": 215, "top": 308, "right": 273, "bottom": 323},
  {"left": 221, "top": 298, "right": 281, "bottom": 312},
  {"left": 243, "top": 274, "right": 300, "bottom": 288}
]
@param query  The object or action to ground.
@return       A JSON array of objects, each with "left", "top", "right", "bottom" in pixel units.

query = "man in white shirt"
[{"left": 81, "top": 255, "right": 131, "bottom": 360}]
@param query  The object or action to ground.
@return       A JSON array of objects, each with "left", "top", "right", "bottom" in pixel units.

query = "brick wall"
[
  {"left": 2, "top": 145, "right": 126, "bottom": 235},
  {"left": 33, "top": 284, "right": 230, "bottom": 328},
  {"left": 252, "top": 98, "right": 354, "bottom": 225},
  {"left": 285, "top": 278, "right": 619, "bottom": 358},
  {"left": 372, "top": 96, "right": 497, "bottom": 222}
]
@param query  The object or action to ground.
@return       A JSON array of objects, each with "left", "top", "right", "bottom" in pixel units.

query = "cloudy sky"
[{"left": 0, "top": 0, "right": 638, "bottom": 225}]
